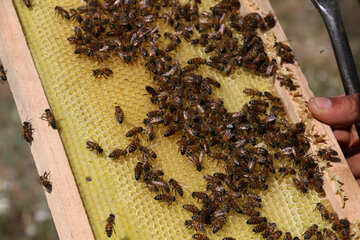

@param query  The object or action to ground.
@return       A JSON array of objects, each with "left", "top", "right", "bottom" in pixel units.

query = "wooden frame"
[
  {"left": 0, "top": 1, "right": 95, "bottom": 239},
  {"left": 0, "top": 0, "right": 359, "bottom": 239}
]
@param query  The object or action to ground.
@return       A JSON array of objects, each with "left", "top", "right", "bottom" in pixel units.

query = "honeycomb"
[{"left": 12, "top": 0, "right": 341, "bottom": 239}]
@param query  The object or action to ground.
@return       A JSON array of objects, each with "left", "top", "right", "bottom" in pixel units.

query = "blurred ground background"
[{"left": 0, "top": 0, "right": 358, "bottom": 239}]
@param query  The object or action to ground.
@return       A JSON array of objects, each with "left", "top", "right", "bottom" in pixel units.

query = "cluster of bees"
[
  {"left": 45, "top": 0, "right": 353, "bottom": 239},
  {"left": 87, "top": 121, "right": 184, "bottom": 206}
]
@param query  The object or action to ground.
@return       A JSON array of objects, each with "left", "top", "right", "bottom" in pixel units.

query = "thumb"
[{"left": 307, "top": 94, "right": 360, "bottom": 126}]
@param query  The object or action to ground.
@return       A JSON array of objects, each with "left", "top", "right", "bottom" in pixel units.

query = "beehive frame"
[{"left": 0, "top": 0, "right": 360, "bottom": 239}]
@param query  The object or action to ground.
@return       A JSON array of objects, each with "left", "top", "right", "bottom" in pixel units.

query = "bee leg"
[{"left": 40, "top": 113, "right": 47, "bottom": 121}]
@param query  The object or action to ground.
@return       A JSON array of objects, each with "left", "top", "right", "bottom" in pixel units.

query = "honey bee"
[
  {"left": 188, "top": 153, "right": 203, "bottom": 172},
  {"left": 268, "top": 230, "right": 282, "bottom": 240},
  {"left": 108, "top": 149, "right": 127, "bottom": 159},
  {"left": 284, "top": 232, "right": 294, "bottom": 240},
  {"left": 114, "top": 106, "right": 124, "bottom": 124},
  {"left": 0, "top": 64, "right": 7, "bottom": 81},
  {"left": 243, "top": 201, "right": 262, "bottom": 209},
  {"left": 323, "top": 228, "right": 338, "bottom": 240},
  {"left": 169, "top": 179, "right": 183, "bottom": 196},
  {"left": 55, "top": 6, "right": 70, "bottom": 19},
  {"left": 105, "top": 214, "right": 115, "bottom": 237},
  {"left": 145, "top": 86, "right": 157, "bottom": 96},
  {"left": 240, "top": 207, "right": 260, "bottom": 217},
  {"left": 224, "top": 59, "right": 237, "bottom": 76},
  {"left": 209, "top": 152, "right": 228, "bottom": 161},
  {"left": 243, "top": 88, "right": 263, "bottom": 97},
  {"left": 192, "top": 191, "right": 209, "bottom": 203},
  {"left": 69, "top": 8, "right": 82, "bottom": 23},
  {"left": 144, "top": 179, "right": 160, "bottom": 192},
  {"left": 67, "top": 36, "right": 83, "bottom": 45},
  {"left": 264, "top": 12, "right": 276, "bottom": 29},
  {"left": 22, "top": 0, "right": 31, "bottom": 7},
  {"left": 204, "top": 43, "right": 216, "bottom": 53},
  {"left": 161, "top": 13, "right": 175, "bottom": 26},
  {"left": 315, "top": 231, "right": 324, "bottom": 240},
  {"left": 22, "top": 120, "right": 35, "bottom": 144},
  {"left": 166, "top": 42, "right": 179, "bottom": 52},
  {"left": 177, "top": 136, "right": 187, "bottom": 155},
  {"left": 144, "top": 169, "right": 164, "bottom": 180},
  {"left": 93, "top": 68, "right": 113, "bottom": 78},
  {"left": 188, "top": 58, "right": 207, "bottom": 65},
  {"left": 303, "top": 224, "right": 318, "bottom": 239},
  {"left": 146, "top": 124, "right": 155, "bottom": 141},
  {"left": 246, "top": 216, "right": 267, "bottom": 225},
  {"left": 181, "top": 64, "right": 198, "bottom": 74},
  {"left": 253, "top": 222, "right": 267, "bottom": 233},
  {"left": 185, "top": 219, "right": 205, "bottom": 232},
  {"left": 134, "top": 162, "right": 144, "bottom": 181},
  {"left": 314, "top": 203, "right": 330, "bottom": 220},
  {"left": 221, "top": 129, "right": 234, "bottom": 142},
  {"left": 126, "top": 127, "right": 144, "bottom": 137},
  {"left": 265, "top": 59, "right": 278, "bottom": 76},
  {"left": 243, "top": 190, "right": 262, "bottom": 202},
  {"left": 278, "top": 167, "right": 296, "bottom": 177},
  {"left": 74, "top": 45, "right": 87, "bottom": 55},
  {"left": 127, "top": 137, "right": 140, "bottom": 153},
  {"left": 86, "top": 140, "right": 103, "bottom": 154},
  {"left": 274, "top": 42, "right": 295, "bottom": 64},
  {"left": 140, "top": 146, "right": 157, "bottom": 159},
  {"left": 264, "top": 91, "right": 280, "bottom": 103},
  {"left": 39, "top": 171, "right": 52, "bottom": 193},
  {"left": 213, "top": 216, "right": 226, "bottom": 233},
  {"left": 277, "top": 75, "right": 299, "bottom": 91},
  {"left": 183, "top": 204, "right": 200, "bottom": 214},
  {"left": 339, "top": 228, "right": 351, "bottom": 239},
  {"left": 317, "top": 148, "right": 340, "bottom": 162},
  {"left": 191, "top": 38, "right": 209, "bottom": 46},
  {"left": 163, "top": 114, "right": 172, "bottom": 126},
  {"left": 261, "top": 222, "right": 277, "bottom": 238},
  {"left": 40, "top": 108, "right": 57, "bottom": 129},
  {"left": 146, "top": 110, "right": 164, "bottom": 118},
  {"left": 154, "top": 194, "right": 175, "bottom": 204},
  {"left": 192, "top": 234, "right": 210, "bottom": 240},
  {"left": 332, "top": 217, "right": 350, "bottom": 231},
  {"left": 164, "top": 125, "right": 182, "bottom": 137},
  {"left": 151, "top": 178, "right": 170, "bottom": 193},
  {"left": 293, "top": 178, "right": 307, "bottom": 193}
]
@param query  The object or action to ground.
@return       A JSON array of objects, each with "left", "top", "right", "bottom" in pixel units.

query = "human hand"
[{"left": 307, "top": 94, "right": 360, "bottom": 185}]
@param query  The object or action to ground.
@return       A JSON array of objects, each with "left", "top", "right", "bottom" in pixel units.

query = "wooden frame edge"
[{"left": 0, "top": 1, "right": 95, "bottom": 239}]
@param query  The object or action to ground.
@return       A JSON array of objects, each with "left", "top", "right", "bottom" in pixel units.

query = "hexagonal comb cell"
[{"left": 13, "top": 0, "right": 342, "bottom": 239}]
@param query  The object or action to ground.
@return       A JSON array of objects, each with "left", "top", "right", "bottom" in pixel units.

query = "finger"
[
  {"left": 346, "top": 152, "right": 360, "bottom": 178},
  {"left": 333, "top": 125, "right": 360, "bottom": 149},
  {"left": 307, "top": 94, "right": 360, "bottom": 126},
  {"left": 350, "top": 124, "right": 360, "bottom": 146},
  {"left": 343, "top": 146, "right": 360, "bottom": 158},
  {"left": 333, "top": 128, "right": 352, "bottom": 148}
]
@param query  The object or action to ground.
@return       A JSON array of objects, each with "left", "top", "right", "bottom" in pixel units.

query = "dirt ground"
[{"left": 0, "top": 0, "right": 358, "bottom": 239}]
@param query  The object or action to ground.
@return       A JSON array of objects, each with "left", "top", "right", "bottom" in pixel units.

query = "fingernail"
[{"left": 314, "top": 97, "right": 332, "bottom": 110}]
